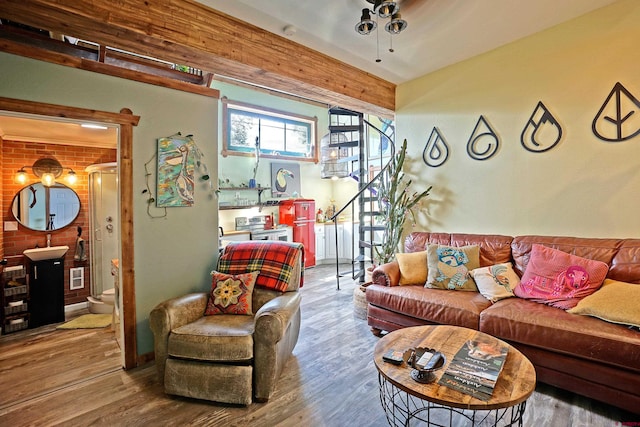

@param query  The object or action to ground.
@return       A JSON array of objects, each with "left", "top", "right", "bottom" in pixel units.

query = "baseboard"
[
  {"left": 65, "top": 301, "right": 88, "bottom": 313},
  {"left": 138, "top": 351, "right": 155, "bottom": 367}
]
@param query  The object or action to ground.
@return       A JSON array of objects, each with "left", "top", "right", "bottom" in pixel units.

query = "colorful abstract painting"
[{"left": 157, "top": 135, "right": 195, "bottom": 207}]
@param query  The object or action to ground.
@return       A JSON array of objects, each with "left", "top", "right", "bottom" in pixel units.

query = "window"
[{"left": 222, "top": 99, "right": 318, "bottom": 162}]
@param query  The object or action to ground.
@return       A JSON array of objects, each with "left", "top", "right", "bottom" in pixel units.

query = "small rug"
[{"left": 57, "top": 314, "right": 112, "bottom": 329}]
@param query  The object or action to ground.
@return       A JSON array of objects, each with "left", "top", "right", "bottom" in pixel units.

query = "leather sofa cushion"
[
  {"left": 168, "top": 315, "right": 254, "bottom": 362},
  {"left": 609, "top": 239, "right": 640, "bottom": 283},
  {"left": 366, "top": 284, "right": 492, "bottom": 330},
  {"left": 480, "top": 298, "right": 640, "bottom": 372}
]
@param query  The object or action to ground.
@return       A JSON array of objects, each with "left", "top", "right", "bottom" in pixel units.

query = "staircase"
[{"left": 325, "top": 107, "right": 395, "bottom": 290}]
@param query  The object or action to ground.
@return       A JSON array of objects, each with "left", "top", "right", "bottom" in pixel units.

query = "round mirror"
[{"left": 11, "top": 183, "right": 81, "bottom": 231}]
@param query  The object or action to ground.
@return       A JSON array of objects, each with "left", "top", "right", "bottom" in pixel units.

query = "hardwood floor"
[{"left": 0, "top": 264, "right": 636, "bottom": 426}]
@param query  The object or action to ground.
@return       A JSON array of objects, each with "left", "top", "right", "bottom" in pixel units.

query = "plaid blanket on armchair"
[{"left": 217, "top": 241, "right": 305, "bottom": 292}]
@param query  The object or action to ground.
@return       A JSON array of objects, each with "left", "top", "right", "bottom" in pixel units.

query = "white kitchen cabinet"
[
  {"left": 341, "top": 222, "right": 354, "bottom": 260},
  {"left": 323, "top": 222, "right": 357, "bottom": 262},
  {"left": 314, "top": 224, "right": 325, "bottom": 262},
  {"left": 324, "top": 223, "right": 339, "bottom": 260}
]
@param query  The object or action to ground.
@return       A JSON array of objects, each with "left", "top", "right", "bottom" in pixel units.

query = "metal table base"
[{"left": 379, "top": 372, "right": 527, "bottom": 427}]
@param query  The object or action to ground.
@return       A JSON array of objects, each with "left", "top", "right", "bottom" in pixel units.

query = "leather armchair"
[{"left": 150, "top": 242, "right": 303, "bottom": 405}]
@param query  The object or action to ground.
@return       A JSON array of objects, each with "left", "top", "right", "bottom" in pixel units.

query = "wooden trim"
[
  {"left": 0, "top": 0, "right": 394, "bottom": 117},
  {"left": 118, "top": 110, "right": 137, "bottom": 369},
  {"left": 0, "top": 97, "right": 139, "bottom": 370},
  {"left": 213, "top": 75, "right": 330, "bottom": 110},
  {"left": 0, "top": 38, "right": 220, "bottom": 99},
  {"left": 0, "top": 97, "right": 140, "bottom": 126}
]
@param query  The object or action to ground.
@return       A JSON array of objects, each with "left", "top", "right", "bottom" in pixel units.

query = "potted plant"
[{"left": 373, "top": 139, "right": 432, "bottom": 265}]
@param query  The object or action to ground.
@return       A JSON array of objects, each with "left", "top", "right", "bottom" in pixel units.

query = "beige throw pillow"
[
  {"left": 396, "top": 251, "right": 428, "bottom": 285},
  {"left": 470, "top": 262, "right": 519, "bottom": 302},
  {"left": 568, "top": 279, "right": 640, "bottom": 328}
]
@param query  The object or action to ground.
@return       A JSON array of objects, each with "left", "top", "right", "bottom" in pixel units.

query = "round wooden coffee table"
[{"left": 374, "top": 325, "right": 536, "bottom": 427}]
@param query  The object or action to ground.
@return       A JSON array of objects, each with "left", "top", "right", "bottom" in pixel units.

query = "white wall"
[
  {"left": 0, "top": 52, "right": 218, "bottom": 355},
  {"left": 396, "top": 0, "right": 640, "bottom": 239}
]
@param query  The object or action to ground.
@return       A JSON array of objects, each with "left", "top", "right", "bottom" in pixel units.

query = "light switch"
[{"left": 4, "top": 221, "right": 18, "bottom": 231}]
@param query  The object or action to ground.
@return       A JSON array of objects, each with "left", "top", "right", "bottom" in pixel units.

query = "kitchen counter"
[{"left": 223, "top": 230, "right": 251, "bottom": 237}]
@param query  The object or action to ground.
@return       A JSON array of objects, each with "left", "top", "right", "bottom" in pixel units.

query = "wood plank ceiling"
[{"left": 0, "top": 0, "right": 396, "bottom": 117}]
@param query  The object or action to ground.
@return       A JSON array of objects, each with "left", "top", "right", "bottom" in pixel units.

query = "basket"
[{"left": 353, "top": 282, "right": 371, "bottom": 320}]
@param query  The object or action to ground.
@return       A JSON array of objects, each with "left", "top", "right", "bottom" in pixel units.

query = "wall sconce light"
[
  {"left": 15, "top": 157, "right": 77, "bottom": 187},
  {"left": 355, "top": 0, "right": 408, "bottom": 62}
]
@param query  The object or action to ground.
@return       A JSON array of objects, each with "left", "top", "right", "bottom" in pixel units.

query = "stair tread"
[
  {"left": 329, "top": 124, "right": 360, "bottom": 132},
  {"left": 360, "top": 225, "right": 386, "bottom": 231},
  {"left": 359, "top": 241, "right": 383, "bottom": 248},
  {"left": 329, "top": 140, "right": 359, "bottom": 147}
]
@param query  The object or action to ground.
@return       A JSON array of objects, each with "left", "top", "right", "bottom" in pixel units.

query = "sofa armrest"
[
  {"left": 372, "top": 260, "right": 400, "bottom": 287},
  {"left": 149, "top": 292, "right": 208, "bottom": 382}
]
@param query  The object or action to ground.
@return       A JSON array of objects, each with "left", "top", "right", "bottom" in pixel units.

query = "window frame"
[{"left": 221, "top": 98, "right": 318, "bottom": 163}]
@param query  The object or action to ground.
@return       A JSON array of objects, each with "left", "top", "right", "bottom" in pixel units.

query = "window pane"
[
  {"left": 260, "top": 118, "right": 285, "bottom": 150},
  {"left": 285, "top": 123, "right": 310, "bottom": 154},
  {"left": 229, "top": 111, "right": 259, "bottom": 149}
]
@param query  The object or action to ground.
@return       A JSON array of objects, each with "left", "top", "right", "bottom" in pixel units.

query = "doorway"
[{"left": 0, "top": 96, "right": 139, "bottom": 369}]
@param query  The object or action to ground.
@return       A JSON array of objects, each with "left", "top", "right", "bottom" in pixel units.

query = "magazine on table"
[{"left": 438, "top": 338, "right": 509, "bottom": 401}]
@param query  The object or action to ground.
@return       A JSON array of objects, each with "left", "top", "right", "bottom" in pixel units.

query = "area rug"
[{"left": 57, "top": 314, "right": 112, "bottom": 329}]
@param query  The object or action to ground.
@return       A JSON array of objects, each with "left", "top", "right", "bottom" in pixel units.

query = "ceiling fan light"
[
  {"left": 356, "top": 9, "right": 377, "bottom": 35},
  {"left": 377, "top": 1, "right": 398, "bottom": 18},
  {"left": 385, "top": 13, "right": 407, "bottom": 34}
]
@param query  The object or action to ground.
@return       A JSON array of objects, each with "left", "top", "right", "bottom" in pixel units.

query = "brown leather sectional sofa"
[{"left": 367, "top": 232, "right": 640, "bottom": 414}]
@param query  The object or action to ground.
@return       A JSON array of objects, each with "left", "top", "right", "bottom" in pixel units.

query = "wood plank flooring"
[{"left": 0, "top": 264, "right": 636, "bottom": 426}]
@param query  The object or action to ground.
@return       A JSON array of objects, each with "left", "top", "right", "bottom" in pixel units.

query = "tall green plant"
[{"left": 374, "top": 139, "right": 431, "bottom": 265}]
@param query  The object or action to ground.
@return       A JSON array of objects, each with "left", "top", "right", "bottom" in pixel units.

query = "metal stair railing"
[{"left": 327, "top": 110, "right": 395, "bottom": 290}]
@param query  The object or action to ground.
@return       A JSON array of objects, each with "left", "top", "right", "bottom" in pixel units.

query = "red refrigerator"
[{"left": 279, "top": 199, "right": 316, "bottom": 267}]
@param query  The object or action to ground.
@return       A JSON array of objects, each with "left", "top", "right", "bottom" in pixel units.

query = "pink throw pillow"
[{"left": 513, "top": 244, "right": 609, "bottom": 309}]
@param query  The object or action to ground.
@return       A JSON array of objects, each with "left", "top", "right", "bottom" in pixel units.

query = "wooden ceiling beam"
[{"left": 0, "top": 0, "right": 396, "bottom": 117}]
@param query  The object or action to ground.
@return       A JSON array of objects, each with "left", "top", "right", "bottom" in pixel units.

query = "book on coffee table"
[{"left": 438, "top": 338, "right": 509, "bottom": 401}]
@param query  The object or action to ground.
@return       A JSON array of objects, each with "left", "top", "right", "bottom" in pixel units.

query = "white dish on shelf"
[
  {"left": 8, "top": 300, "right": 23, "bottom": 307},
  {"left": 10, "top": 318, "right": 24, "bottom": 325}
]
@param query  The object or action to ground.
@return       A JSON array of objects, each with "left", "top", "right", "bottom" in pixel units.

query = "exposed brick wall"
[{"left": 2, "top": 140, "right": 116, "bottom": 305}]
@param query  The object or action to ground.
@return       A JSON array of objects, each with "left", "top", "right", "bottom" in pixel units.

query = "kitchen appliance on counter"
[
  {"left": 279, "top": 199, "right": 316, "bottom": 267},
  {"left": 235, "top": 215, "right": 292, "bottom": 242}
]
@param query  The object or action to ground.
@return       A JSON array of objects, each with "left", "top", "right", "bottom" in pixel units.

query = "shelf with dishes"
[{"left": 218, "top": 187, "right": 276, "bottom": 210}]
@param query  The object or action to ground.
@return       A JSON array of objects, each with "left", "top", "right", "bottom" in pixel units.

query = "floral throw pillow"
[
  {"left": 205, "top": 271, "right": 259, "bottom": 316},
  {"left": 425, "top": 244, "right": 480, "bottom": 291},
  {"left": 513, "top": 244, "right": 609, "bottom": 310}
]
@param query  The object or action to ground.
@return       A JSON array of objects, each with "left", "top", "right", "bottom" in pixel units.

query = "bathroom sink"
[{"left": 23, "top": 245, "right": 69, "bottom": 261}]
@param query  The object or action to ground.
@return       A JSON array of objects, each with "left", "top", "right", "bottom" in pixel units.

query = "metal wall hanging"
[
  {"left": 422, "top": 127, "right": 449, "bottom": 167},
  {"left": 520, "top": 101, "right": 563, "bottom": 153},
  {"left": 592, "top": 82, "right": 640, "bottom": 142},
  {"left": 466, "top": 115, "right": 500, "bottom": 160}
]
